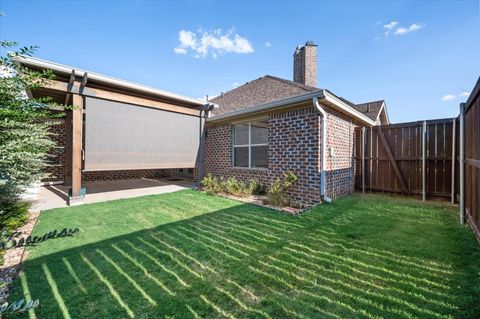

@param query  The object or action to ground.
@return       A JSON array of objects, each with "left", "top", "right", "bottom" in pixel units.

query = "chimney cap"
[{"left": 305, "top": 41, "right": 317, "bottom": 46}]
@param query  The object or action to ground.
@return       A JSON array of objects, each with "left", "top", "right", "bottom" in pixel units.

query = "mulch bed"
[
  {"left": 0, "top": 209, "right": 40, "bottom": 306},
  {"left": 211, "top": 192, "right": 306, "bottom": 215}
]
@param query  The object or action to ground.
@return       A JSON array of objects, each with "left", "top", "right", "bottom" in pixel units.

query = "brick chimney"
[{"left": 293, "top": 41, "right": 318, "bottom": 87}]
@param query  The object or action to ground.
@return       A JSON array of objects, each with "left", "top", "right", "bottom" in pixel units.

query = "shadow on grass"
[{"left": 6, "top": 193, "right": 480, "bottom": 319}]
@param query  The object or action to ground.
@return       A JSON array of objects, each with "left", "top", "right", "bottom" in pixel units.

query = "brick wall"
[
  {"left": 83, "top": 169, "right": 171, "bottom": 182},
  {"left": 205, "top": 105, "right": 356, "bottom": 206},
  {"left": 325, "top": 108, "right": 356, "bottom": 199},
  {"left": 205, "top": 106, "right": 322, "bottom": 206},
  {"left": 43, "top": 120, "right": 67, "bottom": 183}
]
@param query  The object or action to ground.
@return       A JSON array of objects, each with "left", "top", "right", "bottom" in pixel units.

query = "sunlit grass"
[{"left": 6, "top": 190, "right": 480, "bottom": 318}]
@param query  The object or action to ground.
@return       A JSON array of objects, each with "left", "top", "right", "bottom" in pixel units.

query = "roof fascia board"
[
  {"left": 13, "top": 55, "right": 206, "bottom": 107},
  {"left": 322, "top": 91, "right": 376, "bottom": 126},
  {"left": 207, "top": 90, "right": 325, "bottom": 123}
]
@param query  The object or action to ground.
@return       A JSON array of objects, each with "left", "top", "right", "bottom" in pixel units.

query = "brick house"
[
  {"left": 204, "top": 41, "right": 389, "bottom": 206},
  {"left": 15, "top": 41, "right": 388, "bottom": 207}
]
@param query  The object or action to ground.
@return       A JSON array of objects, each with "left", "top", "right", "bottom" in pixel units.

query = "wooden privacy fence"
[
  {"left": 354, "top": 76, "right": 480, "bottom": 242},
  {"left": 463, "top": 77, "right": 480, "bottom": 240},
  {"left": 354, "top": 118, "right": 457, "bottom": 200}
]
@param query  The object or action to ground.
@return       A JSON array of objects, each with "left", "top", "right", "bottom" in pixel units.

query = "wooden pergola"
[{"left": 15, "top": 56, "right": 214, "bottom": 205}]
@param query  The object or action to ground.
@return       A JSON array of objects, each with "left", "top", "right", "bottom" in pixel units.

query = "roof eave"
[
  {"left": 12, "top": 55, "right": 206, "bottom": 107},
  {"left": 207, "top": 90, "right": 376, "bottom": 126}
]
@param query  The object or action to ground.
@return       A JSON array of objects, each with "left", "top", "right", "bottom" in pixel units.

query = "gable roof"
[
  {"left": 210, "top": 75, "right": 389, "bottom": 124},
  {"left": 210, "top": 75, "right": 317, "bottom": 115},
  {"left": 353, "top": 100, "right": 387, "bottom": 122}
]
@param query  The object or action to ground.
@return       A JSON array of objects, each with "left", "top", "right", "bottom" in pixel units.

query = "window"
[{"left": 233, "top": 120, "right": 268, "bottom": 168}]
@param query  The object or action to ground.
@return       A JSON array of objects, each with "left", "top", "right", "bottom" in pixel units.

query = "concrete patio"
[{"left": 30, "top": 178, "right": 194, "bottom": 211}]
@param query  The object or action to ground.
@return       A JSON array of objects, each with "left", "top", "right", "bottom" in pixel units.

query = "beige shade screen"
[{"left": 84, "top": 97, "right": 202, "bottom": 171}]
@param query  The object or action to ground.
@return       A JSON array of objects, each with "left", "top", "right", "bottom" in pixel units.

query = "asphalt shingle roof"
[{"left": 210, "top": 75, "right": 386, "bottom": 123}]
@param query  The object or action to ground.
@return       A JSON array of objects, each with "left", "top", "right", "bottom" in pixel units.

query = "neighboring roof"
[
  {"left": 208, "top": 89, "right": 377, "bottom": 126},
  {"left": 210, "top": 75, "right": 317, "bottom": 115},
  {"left": 12, "top": 55, "right": 207, "bottom": 107},
  {"left": 353, "top": 100, "right": 387, "bottom": 122},
  {"left": 210, "top": 74, "right": 388, "bottom": 124}
]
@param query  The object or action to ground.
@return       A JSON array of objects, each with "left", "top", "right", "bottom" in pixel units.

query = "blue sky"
[{"left": 1, "top": 0, "right": 479, "bottom": 123}]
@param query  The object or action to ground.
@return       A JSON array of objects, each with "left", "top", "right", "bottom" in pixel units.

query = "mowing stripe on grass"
[
  {"left": 283, "top": 246, "right": 454, "bottom": 301},
  {"left": 81, "top": 254, "right": 134, "bottom": 318},
  {"left": 277, "top": 251, "right": 457, "bottom": 311},
  {"left": 192, "top": 221, "right": 259, "bottom": 251},
  {"left": 151, "top": 233, "right": 216, "bottom": 273},
  {"left": 214, "top": 286, "right": 271, "bottom": 319},
  {"left": 200, "top": 295, "right": 236, "bottom": 319},
  {"left": 214, "top": 216, "right": 281, "bottom": 240},
  {"left": 178, "top": 226, "right": 249, "bottom": 257},
  {"left": 61, "top": 257, "right": 87, "bottom": 294},
  {"left": 289, "top": 243, "right": 452, "bottom": 291},
  {"left": 96, "top": 249, "right": 157, "bottom": 305},
  {"left": 124, "top": 240, "right": 190, "bottom": 287},
  {"left": 111, "top": 244, "right": 174, "bottom": 296},
  {"left": 136, "top": 236, "right": 203, "bottom": 279},
  {"left": 169, "top": 228, "right": 240, "bottom": 261},
  {"left": 42, "top": 263, "right": 72, "bottom": 319},
  {"left": 19, "top": 272, "right": 37, "bottom": 319},
  {"left": 309, "top": 233, "right": 456, "bottom": 277},
  {"left": 266, "top": 255, "right": 452, "bottom": 318},
  {"left": 207, "top": 218, "right": 277, "bottom": 243}
]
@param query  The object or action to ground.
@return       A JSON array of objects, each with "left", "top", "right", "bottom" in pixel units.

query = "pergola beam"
[
  {"left": 64, "top": 69, "right": 75, "bottom": 105},
  {"left": 46, "top": 79, "right": 200, "bottom": 116}
]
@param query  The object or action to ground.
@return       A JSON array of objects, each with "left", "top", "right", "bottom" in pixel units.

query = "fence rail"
[
  {"left": 354, "top": 118, "right": 456, "bottom": 200},
  {"left": 354, "top": 76, "right": 480, "bottom": 242},
  {"left": 464, "top": 77, "right": 480, "bottom": 240}
]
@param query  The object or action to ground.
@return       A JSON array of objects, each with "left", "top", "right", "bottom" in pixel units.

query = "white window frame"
[{"left": 233, "top": 122, "right": 268, "bottom": 169}]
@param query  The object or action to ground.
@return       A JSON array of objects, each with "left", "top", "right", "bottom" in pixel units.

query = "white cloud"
[
  {"left": 441, "top": 91, "right": 471, "bottom": 102},
  {"left": 232, "top": 82, "right": 240, "bottom": 88},
  {"left": 174, "top": 28, "right": 254, "bottom": 58},
  {"left": 441, "top": 94, "right": 456, "bottom": 102},
  {"left": 394, "top": 23, "right": 424, "bottom": 35},
  {"left": 264, "top": 42, "right": 272, "bottom": 47},
  {"left": 380, "top": 21, "right": 424, "bottom": 38},
  {"left": 173, "top": 47, "right": 187, "bottom": 54},
  {"left": 383, "top": 21, "right": 398, "bottom": 35}
]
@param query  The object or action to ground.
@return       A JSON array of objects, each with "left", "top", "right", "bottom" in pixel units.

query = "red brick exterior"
[
  {"left": 325, "top": 108, "right": 356, "bottom": 199},
  {"left": 43, "top": 120, "right": 67, "bottom": 183},
  {"left": 205, "top": 105, "right": 356, "bottom": 206},
  {"left": 83, "top": 169, "right": 170, "bottom": 182}
]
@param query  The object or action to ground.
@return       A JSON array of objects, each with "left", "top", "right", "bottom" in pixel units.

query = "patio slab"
[{"left": 30, "top": 178, "right": 193, "bottom": 211}]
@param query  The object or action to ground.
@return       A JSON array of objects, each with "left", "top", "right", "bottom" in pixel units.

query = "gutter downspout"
[{"left": 313, "top": 97, "right": 332, "bottom": 204}]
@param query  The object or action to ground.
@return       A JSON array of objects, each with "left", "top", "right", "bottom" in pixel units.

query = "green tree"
[{"left": 0, "top": 41, "right": 60, "bottom": 230}]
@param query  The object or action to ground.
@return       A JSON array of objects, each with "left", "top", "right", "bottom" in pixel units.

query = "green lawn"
[{"left": 7, "top": 190, "right": 480, "bottom": 319}]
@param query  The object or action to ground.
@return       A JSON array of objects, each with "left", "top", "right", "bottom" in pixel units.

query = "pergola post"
[{"left": 68, "top": 93, "right": 85, "bottom": 206}]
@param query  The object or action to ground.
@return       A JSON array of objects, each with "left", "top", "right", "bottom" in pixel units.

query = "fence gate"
[{"left": 355, "top": 119, "right": 456, "bottom": 200}]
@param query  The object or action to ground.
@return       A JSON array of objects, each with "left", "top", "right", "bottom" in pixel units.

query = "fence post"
[
  {"left": 422, "top": 121, "right": 427, "bottom": 202},
  {"left": 459, "top": 103, "right": 466, "bottom": 225},
  {"left": 451, "top": 118, "right": 456, "bottom": 204},
  {"left": 361, "top": 127, "right": 366, "bottom": 193}
]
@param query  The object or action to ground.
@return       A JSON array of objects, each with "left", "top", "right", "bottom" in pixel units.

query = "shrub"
[
  {"left": 0, "top": 201, "right": 28, "bottom": 233},
  {"left": 201, "top": 174, "right": 223, "bottom": 194},
  {"left": 266, "top": 171, "right": 298, "bottom": 207},
  {"left": 247, "top": 179, "right": 266, "bottom": 195},
  {"left": 223, "top": 177, "right": 247, "bottom": 197}
]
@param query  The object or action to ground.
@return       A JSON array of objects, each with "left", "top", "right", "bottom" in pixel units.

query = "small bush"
[
  {"left": 201, "top": 174, "right": 223, "bottom": 194},
  {"left": 223, "top": 177, "right": 247, "bottom": 197},
  {"left": 266, "top": 171, "right": 298, "bottom": 207},
  {"left": 0, "top": 201, "right": 29, "bottom": 233},
  {"left": 247, "top": 179, "right": 266, "bottom": 195}
]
